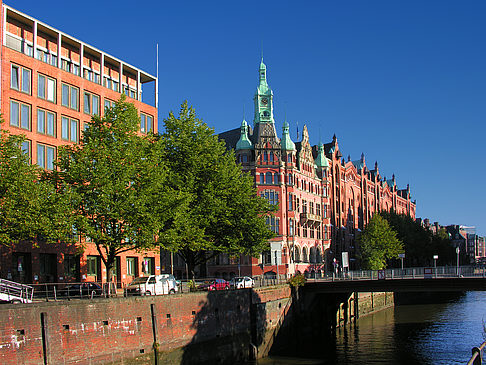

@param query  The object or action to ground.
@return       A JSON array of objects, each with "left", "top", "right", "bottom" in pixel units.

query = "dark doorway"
[
  {"left": 40, "top": 253, "right": 57, "bottom": 282},
  {"left": 12, "top": 252, "right": 32, "bottom": 283}
]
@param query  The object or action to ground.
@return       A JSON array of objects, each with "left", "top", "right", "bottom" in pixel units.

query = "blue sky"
[{"left": 12, "top": 0, "right": 486, "bottom": 235}]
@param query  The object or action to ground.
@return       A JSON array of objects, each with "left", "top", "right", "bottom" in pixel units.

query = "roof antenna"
[
  {"left": 261, "top": 40, "right": 264, "bottom": 62},
  {"left": 243, "top": 103, "right": 245, "bottom": 121}
]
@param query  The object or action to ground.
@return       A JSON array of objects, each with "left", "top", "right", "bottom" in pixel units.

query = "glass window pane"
[
  {"left": 21, "top": 104, "right": 30, "bottom": 130},
  {"left": 38, "top": 74, "right": 46, "bottom": 99},
  {"left": 140, "top": 114, "right": 146, "bottom": 132},
  {"left": 70, "top": 119, "right": 78, "bottom": 142},
  {"left": 62, "top": 117, "right": 69, "bottom": 140},
  {"left": 11, "top": 65, "right": 19, "bottom": 89},
  {"left": 84, "top": 93, "right": 90, "bottom": 114},
  {"left": 47, "top": 112, "right": 55, "bottom": 136},
  {"left": 147, "top": 116, "right": 153, "bottom": 132},
  {"left": 10, "top": 101, "right": 19, "bottom": 127},
  {"left": 92, "top": 95, "right": 99, "bottom": 115},
  {"left": 71, "top": 87, "right": 78, "bottom": 110},
  {"left": 46, "top": 147, "right": 55, "bottom": 170},
  {"left": 62, "top": 84, "right": 69, "bottom": 106},
  {"left": 47, "top": 78, "right": 55, "bottom": 102},
  {"left": 21, "top": 68, "right": 30, "bottom": 93},
  {"left": 21, "top": 141, "right": 30, "bottom": 158},
  {"left": 37, "top": 144, "right": 45, "bottom": 168},
  {"left": 37, "top": 109, "right": 45, "bottom": 133}
]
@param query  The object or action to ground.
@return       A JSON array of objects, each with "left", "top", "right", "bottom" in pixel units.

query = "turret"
[{"left": 236, "top": 119, "right": 253, "bottom": 151}]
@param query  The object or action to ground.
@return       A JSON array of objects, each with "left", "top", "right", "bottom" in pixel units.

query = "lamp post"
[
  {"left": 433, "top": 255, "right": 438, "bottom": 278},
  {"left": 456, "top": 247, "right": 460, "bottom": 277},
  {"left": 398, "top": 253, "right": 405, "bottom": 277}
]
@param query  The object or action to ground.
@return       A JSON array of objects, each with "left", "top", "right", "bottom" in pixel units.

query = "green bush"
[{"left": 288, "top": 274, "right": 306, "bottom": 288}]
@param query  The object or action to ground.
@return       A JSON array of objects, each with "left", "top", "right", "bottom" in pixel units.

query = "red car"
[{"left": 198, "top": 279, "right": 230, "bottom": 291}]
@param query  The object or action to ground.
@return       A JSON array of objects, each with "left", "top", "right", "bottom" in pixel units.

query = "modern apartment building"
[{"left": 0, "top": 2, "right": 160, "bottom": 286}]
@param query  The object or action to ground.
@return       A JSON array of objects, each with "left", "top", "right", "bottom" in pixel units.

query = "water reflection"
[{"left": 259, "top": 291, "right": 486, "bottom": 365}]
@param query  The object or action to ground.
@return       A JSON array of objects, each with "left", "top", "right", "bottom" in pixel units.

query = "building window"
[
  {"left": 21, "top": 140, "right": 31, "bottom": 163},
  {"left": 274, "top": 173, "right": 279, "bottom": 184},
  {"left": 37, "top": 143, "right": 55, "bottom": 170},
  {"left": 37, "top": 109, "right": 56, "bottom": 137},
  {"left": 288, "top": 193, "right": 293, "bottom": 211},
  {"left": 37, "top": 74, "right": 56, "bottom": 102},
  {"left": 142, "top": 257, "right": 155, "bottom": 275},
  {"left": 140, "top": 113, "right": 153, "bottom": 133},
  {"left": 11, "top": 64, "right": 31, "bottom": 94},
  {"left": 104, "top": 99, "right": 115, "bottom": 112},
  {"left": 261, "top": 190, "right": 279, "bottom": 205},
  {"left": 259, "top": 174, "right": 264, "bottom": 184},
  {"left": 289, "top": 219, "right": 294, "bottom": 236},
  {"left": 242, "top": 154, "right": 248, "bottom": 163},
  {"left": 266, "top": 217, "right": 280, "bottom": 235},
  {"left": 10, "top": 100, "right": 31, "bottom": 130},
  {"left": 265, "top": 172, "right": 273, "bottom": 184},
  {"left": 127, "top": 257, "right": 137, "bottom": 276},
  {"left": 87, "top": 256, "right": 99, "bottom": 277},
  {"left": 61, "top": 116, "right": 79, "bottom": 143},
  {"left": 61, "top": 83, "right": 79, "bottom": 110},
  {"left": 84, "top": 92, "right": 100, "bottom": 116},
  {"left": 288, "top": 154, "right": 293, "bottom": 163}
]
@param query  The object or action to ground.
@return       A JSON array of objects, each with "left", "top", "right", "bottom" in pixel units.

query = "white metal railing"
[{"left": 0, "top": 278, "right": 34, "bottom": 303}]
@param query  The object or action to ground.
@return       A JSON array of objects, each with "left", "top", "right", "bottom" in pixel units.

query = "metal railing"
[
  {"left": 0, "top": 278, "right": 34, "bottom": 303},
  {"left": 313, "top": 265, "right": 486, "bottom": 282},
  {"left": 467, "top": 341, "right": 486, "bottom": 365}
]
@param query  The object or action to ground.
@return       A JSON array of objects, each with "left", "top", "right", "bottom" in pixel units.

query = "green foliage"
[
  {"left": 288, "top": 273, "right": 306, "bottom": 288},
  {"left": 0, "top": 124, "right": 72, "bottom": 246},
  {"left": 53, "top": 96, "right": 174, "bottom": 281},
  {"left": 380, "top": 211, "right": 455, "bottom": 266},
  {"left": 158, "top": 102, "right": 275, "bottom": 276},
  {"left": 359, "top": 214, "right": 403, "bottom": 270}
]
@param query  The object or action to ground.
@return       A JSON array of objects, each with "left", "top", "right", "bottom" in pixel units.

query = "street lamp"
[
  {"left": 433, "top": 255, "right": 438, "bottom": 278},
  {"left": 456, "top": 247, "right": 460, "bottom": 277}
]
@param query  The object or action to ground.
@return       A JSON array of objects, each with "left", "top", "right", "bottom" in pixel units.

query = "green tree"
[
  {"left": 380, "top": 211, "right": 455, "bottom": 266},
  {"left": 52, "top": 96, "right": 174, "bottom": 282},
  {"left": 0, "top": 125, "right": 72, "bottom": 246},
  {"left": 359, "top": 214, "right": 403, "bottom": 270},
  {"left": 158, "top": 102, "right": 275, "bottom": 277}
]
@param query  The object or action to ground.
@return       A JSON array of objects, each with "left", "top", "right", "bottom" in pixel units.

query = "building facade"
[
  {"left": 0, "top": 2, "right": 160, "bottom": 286},
  {"left": 197, "top": 60, "right": 417, "bottom": 279}
]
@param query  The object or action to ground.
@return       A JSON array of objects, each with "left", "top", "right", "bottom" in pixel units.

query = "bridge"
[{"left": 304, "top": 265, "right": 486, "bottom": 294}]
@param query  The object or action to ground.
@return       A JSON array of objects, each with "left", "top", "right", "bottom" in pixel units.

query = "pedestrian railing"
[{"left": 467, "top": 340, "right": 486, "bottom": 365}]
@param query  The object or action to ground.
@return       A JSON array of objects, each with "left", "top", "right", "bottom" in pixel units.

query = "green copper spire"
[
  {"left": 236, "top": 119, "right": 253, "bottom": 150},
  {"left": 281, "top": 121, "right": 295, "bottom": 151},
  {"left": 315, "top": 143, "right": 329, "bottom": 168},
  {"left": 254, "top": 59, "right": 274, "bottom": 124}
]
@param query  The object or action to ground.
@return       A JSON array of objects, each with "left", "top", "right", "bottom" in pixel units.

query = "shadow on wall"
[{"left": 179, "top": 289, "right": 266, "bottom": 365}]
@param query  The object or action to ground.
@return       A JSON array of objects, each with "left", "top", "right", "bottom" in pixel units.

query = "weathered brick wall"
[{"left": 0, "top": 286, "right": 292, "bottom": 365}]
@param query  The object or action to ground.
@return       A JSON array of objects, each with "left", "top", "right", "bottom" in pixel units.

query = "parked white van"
[{"left": 126, "top": 275, "right": 178, "bottom": 296}]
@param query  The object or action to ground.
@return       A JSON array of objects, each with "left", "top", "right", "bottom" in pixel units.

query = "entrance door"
[{"left": 40, "top": 253, "right": 57, "bottom": 283}]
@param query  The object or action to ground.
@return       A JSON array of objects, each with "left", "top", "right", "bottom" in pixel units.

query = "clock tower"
[{"left": 253, "top": 59, "right": 275, "bottom": 125}]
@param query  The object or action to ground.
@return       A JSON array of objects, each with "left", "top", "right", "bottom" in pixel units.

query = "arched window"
[
  {"left": 259, "top": 174, "right": 264, "bottom": 184},
  {"left": 263, "top": 152, "right": 268, "bottom": 162},
  {"left": 288, "top": 154, "right": 293, "bottom": 163},
  {"left": 302, "top": 247, "right": 308, "bottom": 263},
  {"left": 265, "top": 172, "right": 272, "bottom": 184},
  {"left": 274, "top": 173, "right": 279, "bottom": 184},
  {"left": 269, "top": 153, "right": 274, "bottom": 162},
  {"left": 294, "top": 246, "right": 301, "bottom": 263},
  {"left": 242, "top": 154, "right": 248, "bottom": 163},
  {"left": 316, "top": 248, "right": 322, "bottom": 263}
]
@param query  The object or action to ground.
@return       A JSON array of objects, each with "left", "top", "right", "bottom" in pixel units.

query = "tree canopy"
[
  {"left": 157, "top": 102, "right": 275, "bottom": 277},
  {"left": 52, "top": 96, "right": 175, "bottom": 281},
  {"left": 359, "top": 214, "right": 403, "bottom": 270},
  {"left": 380, "top": 211, "right": 455, "bottom": 266},
  {"left": 0, "top": 125, "right": 72, "bottom": 246}
]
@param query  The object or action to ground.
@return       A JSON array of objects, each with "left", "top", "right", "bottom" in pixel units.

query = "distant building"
[
  {"left": 162, "top": 60, "right": 416, "bottom": 280},
  {"left": 0, "top": 2, "right": 159, "bottom": 286}
]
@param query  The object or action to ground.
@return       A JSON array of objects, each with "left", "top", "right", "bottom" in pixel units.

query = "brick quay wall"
[{"left": 0, "top": 286, "right": 392, "bottom": 364}]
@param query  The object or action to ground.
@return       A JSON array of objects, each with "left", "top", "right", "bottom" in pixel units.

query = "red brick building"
[
  {"left": 196, "top": 60, "right": 416, "bottom": 279},
  {"left": 0, "top": 2, "right": 160, "bottom": 286}
]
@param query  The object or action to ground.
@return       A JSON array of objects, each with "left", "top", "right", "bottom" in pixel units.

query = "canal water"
[{"left": 257, "top": 291, "right": 486, "bottom": 365}]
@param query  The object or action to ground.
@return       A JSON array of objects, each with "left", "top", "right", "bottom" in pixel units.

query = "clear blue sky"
[{"left": 12, "top": 0, "right": 486, "bottom": 235}]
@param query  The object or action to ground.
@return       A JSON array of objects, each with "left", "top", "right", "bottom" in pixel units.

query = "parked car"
[
  {"left": 59, "top": 282, "right": 103, "bottom": 297},
  {"left": 229, "top": 276, "right": 254, "bottom": 289},
  {"left": 197, "top": 279, "right": 230, "bottom": 291},
  {"left": 126, "top": 275, "right": 178, "bottom": 296}
]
